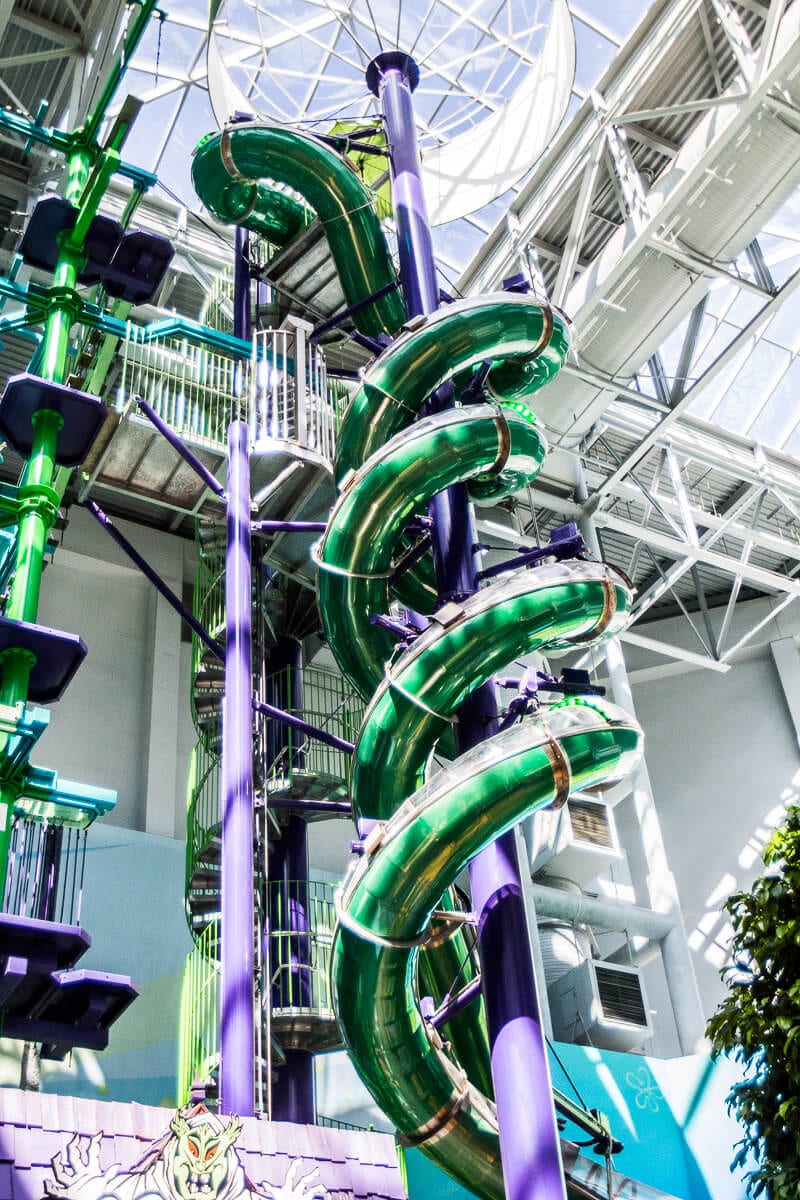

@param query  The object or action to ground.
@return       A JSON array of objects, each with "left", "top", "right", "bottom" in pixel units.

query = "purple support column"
[
  {"left": 220, "top": 224, "right": 255, "bottom": 1117},
  {"left": 269, "top": 814, "right": 314, "bottom": 1123},
  {"left": 365, "top": 53, "right": 438, "bottom": 317},
  {"left": 220, "top": 416, "right": 255, "bottom": 1117},
  {"left": 367, "top": 53, "right": 567, "bottom": 1200}
]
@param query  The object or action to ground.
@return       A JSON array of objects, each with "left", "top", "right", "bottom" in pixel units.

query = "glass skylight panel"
[
  {"left": 654, "top": 313, "right": 693, "bottom": 394},
  {"left": 113, "top": 2, "right": 650, "bottom": 279},
  {"left": 570, "top": 0, "right": 644, "bottom": 44},
  {"left": 570, "top": 15, "right": 620, "bottom": 94},
  {"left": 761, "top": 277, "right": 800, "bottom": 346},
  {"left": 723, "top": 288, "right": 766, "bottom": 333},
  {"left": 711, "top": 340, "right": 789, "bottom": 435},
  {"left": 122, "top": 90, "right": 185, "bottom": 173},
  {"left": 748, "top": 357, "right": 800, "bottom": 450},
  {"left": 779, "top": 405, "right": 800, "bottom": 461},
  {"left": 687, "top": 343, "right": 749, "bottom": 424},
  {"left": 757, "top": 240, "right": 800, "bottom": 291},
  {"left": 133, "top": 14, "right": 205, "bottom": 77},
  {"left": 155, "top": 86, "right": 218, "bottom": 202}
]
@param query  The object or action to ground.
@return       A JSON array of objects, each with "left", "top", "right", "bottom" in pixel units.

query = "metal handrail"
[{"left": 178, "top": 880, "right": 339, "bottom": 1111}]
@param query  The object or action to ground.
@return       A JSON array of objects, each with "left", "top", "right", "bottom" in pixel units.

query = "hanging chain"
[{"left": 154, "top": 10, "right": 166, "bottom": 85}]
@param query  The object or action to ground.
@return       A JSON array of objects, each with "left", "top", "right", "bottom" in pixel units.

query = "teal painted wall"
[
  {"left": 0, "top": 823, "right": 192, "bottom": 1106},
  {"left": 404, "top": 1046, "right": 750, "bottom": 1200}
]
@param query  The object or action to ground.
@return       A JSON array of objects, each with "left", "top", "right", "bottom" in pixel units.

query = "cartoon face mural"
[
  {"left": 169, "top": 1112, "right": 244, "bottom": 1199},
  {"left": 44, "top": 1106, "right": 329, "bottom": 1200}
]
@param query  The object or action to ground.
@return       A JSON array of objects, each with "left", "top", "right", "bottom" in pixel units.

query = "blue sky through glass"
[{"left": 117, "top": 0, "right": 648, "bottom": 275}]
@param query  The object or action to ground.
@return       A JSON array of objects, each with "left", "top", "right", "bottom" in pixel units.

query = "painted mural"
[{"left": 45, "top": 1106, "right": 329, "bottom": 1200}]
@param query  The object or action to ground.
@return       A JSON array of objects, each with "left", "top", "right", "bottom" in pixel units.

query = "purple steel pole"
[
  {"left": 252, "top": 699, "right": 354, "bottom": 754},
  {"left": 219, "top": 225, "right": 255, "bottom": 1116},
  {"left": 367, "top": 53, "right": 567, "bottom": 1200},
  {"left": 136, "top": 397, "right": 226, "bottom": 498},
  {"left": 269, "top": 815, "right": 314, "bottom": 1122}
]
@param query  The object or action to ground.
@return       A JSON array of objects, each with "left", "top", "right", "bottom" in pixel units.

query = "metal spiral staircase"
[{"left": 177, "top": 309, "right": 364, "bottom": 1113}]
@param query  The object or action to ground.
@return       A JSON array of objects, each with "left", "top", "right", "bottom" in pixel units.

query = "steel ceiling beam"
[
  {"left": 9, "top": 11, "right": 82, "bottom": 48},
  {"left": 709, "top": 0, "right": 757, "bottom": 87},
  {"left": 552, "top": 133, "right": 605, "bottom": 308},
  {"left": 591, "top": 263, "right": 800, "bottom": 502},
  {"left": 598, "top": 403, "right": 800, "bottom": 503},
  {"left": 649, "top": 235, "right": 774, "bottom": 298},
  {"left": 597, "top": 510, "right": 800, "bottom": 597},
  {"left": 620, "top": 629, "right": 730, "bottom": 672}
]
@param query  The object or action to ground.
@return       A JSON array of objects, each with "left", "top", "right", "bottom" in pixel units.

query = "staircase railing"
[
  {"left": 117, "top": 318, "right": 351, "bottom": 457},
  {"left": 2, "top": 817, "right": 88, "bottom": 925},
  {"left": 178, "top": 879, "right": 339, "bottom": 1111}
]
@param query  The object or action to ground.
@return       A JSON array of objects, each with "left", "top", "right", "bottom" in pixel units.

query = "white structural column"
[
  {"left": 514, "top": 826, "right": 555, "bottom": 1040},
  {"left": 600, "top": 639, "right": 707, "bottom": 1053},
  {"left": 577, "top": 470, "right": 708, "bottom": 1054},
  {"left": 143, "top": 571, "right": 183, "bottom": 838},
  {"left": 770, "top": 636, "right": 800, "bottom": 750}
]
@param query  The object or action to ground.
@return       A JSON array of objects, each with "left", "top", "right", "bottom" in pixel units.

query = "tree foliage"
[{"left": 707, "top": 803, "right": 800, "bottom": 1199}]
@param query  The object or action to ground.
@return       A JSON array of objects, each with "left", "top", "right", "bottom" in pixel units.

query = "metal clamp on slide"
[{"left": 396, "top": 1074, "right": 472, "bottom": 1149}]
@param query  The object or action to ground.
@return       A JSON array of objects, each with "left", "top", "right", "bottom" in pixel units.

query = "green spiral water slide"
[
  {"left": 315, "top": 297, "right": 643, "bottom": 1197},
  {"left": 192, "top": 123, "right": 644, "bottom": 1197}
]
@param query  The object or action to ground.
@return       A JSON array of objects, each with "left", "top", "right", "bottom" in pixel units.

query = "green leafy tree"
[{"left": 707, "top": 803, "right": 800, "bottom": 1199}]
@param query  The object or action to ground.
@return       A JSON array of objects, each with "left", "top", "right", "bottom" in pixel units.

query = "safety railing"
[
  {"left": 190, "top": 550, "right": 225, "bottom": 751},
  {"left": 178, "top": 919, "right": 220, "bottom": 1106},
  {"left": 119, "top": 326, "right": 244, "bottom": 447},
  {"left": 250, "top": 322, "right": 337, "bottom": 461},
  {"left": 266, "top": 879, "right": 337, "bottom": 1017},
  {"left": 178, "top": 882, "right": 338, "bottom": 1111},
  {"left": 117, "top": 319, "right": 350, "bottom": 460},
  {"left": 185, "top": 740, "right": 221, "bottom": 912},
  {"left": 256, "top": 664, "right": 363, "bottom": 792},
  {"left": 2, "top": 818, "right": 88, "bottom": 926},
  {"left": 186, "top": 665, "right": 361, "bottom": 909}
]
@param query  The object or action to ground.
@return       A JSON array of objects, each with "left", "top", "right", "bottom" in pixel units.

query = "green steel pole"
[
  {"left": 0, "top": 149, "right": 89, "bottom": 899},
  {"left": 0, "top": 2, "right": 156, "bottom": 901},
  {"left": 5, "top": 147, "right": 89, "bottom": 639}
]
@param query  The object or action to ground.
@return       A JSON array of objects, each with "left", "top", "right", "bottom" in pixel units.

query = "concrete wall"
[
  {"left": 633, "top": 648, "right": 797, "bottom": 1020},
  {"left": 621, "top": 598, "right": 800, "bottom": 1029},
  {"left": 34, "top": 505, "right": 197, "bottom": 838}
]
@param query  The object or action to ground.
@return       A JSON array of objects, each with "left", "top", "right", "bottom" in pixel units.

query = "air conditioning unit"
[
  {"left": 528, "top": 796, "right": 623, "bottom": 886},
  {"left": 548, "top": 959, "right": 652, "bottom": 1052}
]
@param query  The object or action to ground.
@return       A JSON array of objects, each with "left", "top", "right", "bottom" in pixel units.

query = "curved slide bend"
[
  {"left": 317, "top": 291, "right": 645, "bottom": 1196},
  {"left": 192, "top": 122, "right": 405, "bottom": 338}
]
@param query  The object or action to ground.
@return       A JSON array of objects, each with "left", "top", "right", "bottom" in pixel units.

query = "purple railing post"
[
  {"left": 219, "top": 225, "right": 255, "bottom": 1117},
  {"left": 367, "top": 52, "right": 567, "bottom": 1200}
]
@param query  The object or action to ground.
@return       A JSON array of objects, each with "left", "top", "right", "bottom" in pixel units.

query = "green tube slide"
[
  {"left": 332, "top": 700, "right": 642, "bottom": 1199},
  {"left": 312, "top": 277, "right": 644, "bottom": 1195},
  {"left": 333, "top": 292, "right": 568, "bottom": 486},
  {"left": 316, "top": 291, "right": 568, "bottom": 699},
  {"left": 190, "top": 120, "right": 644, "bottom": 1196},
  {"left": 191, "top": 123, "right": 405, "bottom": 337},
  {"left": 317, "top": 403, "right": 547, "bottom": 700}
]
